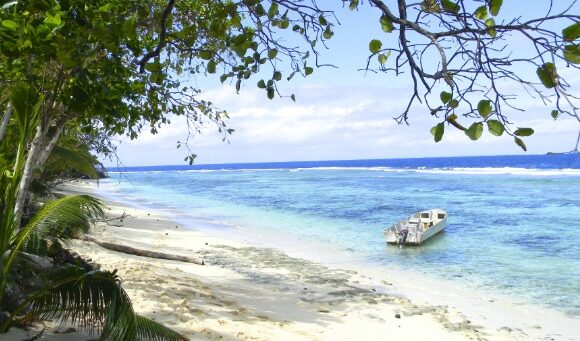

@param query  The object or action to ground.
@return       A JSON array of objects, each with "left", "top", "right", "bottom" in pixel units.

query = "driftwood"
[
  {"left": 101, "top": 210, "right": 133, "bottom": 227},
  {"left": 103, "top": 210, "right": 132, "bottom": 223},
  {"left": 77, "top": 235, "right": 205, "bottom": 265}
]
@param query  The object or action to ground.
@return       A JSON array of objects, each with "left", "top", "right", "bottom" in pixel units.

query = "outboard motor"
[{"left": 398, "top": 227, "right": 409, "bottom": 246}]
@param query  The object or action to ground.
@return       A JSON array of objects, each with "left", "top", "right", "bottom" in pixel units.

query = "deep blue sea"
[{"left": 102, "top": 154, "right": 580, "bottom": 316}]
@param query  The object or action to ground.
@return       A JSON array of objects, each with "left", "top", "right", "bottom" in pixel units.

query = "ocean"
[{"left": 100, "top": 154, "right": 580, "bottom": 317}]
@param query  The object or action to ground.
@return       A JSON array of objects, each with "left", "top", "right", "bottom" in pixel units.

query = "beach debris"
[
  {"left": 54, "top": 328, "right": 76, "bottom": 334},
  {"left": 165, "top": 232, "right": 168, "bottom": 235},
  {"left": 77, "top": 235, "right": 205, "bottom": 265},
  {"left": 22, "top": 327, "right": 45, "bottom": 341},
  {"left": 395, "top": 313, "right": 401, "bottom": 319},
  {"left": 103, "top": 210, "right": 132, "bottom": 224},
  {"left": 318, "top": 309, "right": 330, "bottom": 313}
]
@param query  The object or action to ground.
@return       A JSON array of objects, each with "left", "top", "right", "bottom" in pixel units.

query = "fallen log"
[{"left": 77, "top": 235, "right": 205, "bottom": 265}]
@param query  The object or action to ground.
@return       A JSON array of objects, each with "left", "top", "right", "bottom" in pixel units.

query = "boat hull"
[{"left": 384, "top": 209, "right": 447, "bottom": 245}]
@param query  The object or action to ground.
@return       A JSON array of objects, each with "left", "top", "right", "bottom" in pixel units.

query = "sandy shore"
[{"left": 7, "top": 181, "right": 579, "bottom": 340}]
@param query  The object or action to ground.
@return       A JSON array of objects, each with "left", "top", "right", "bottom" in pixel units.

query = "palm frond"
[
  {"left": 135, "top": 314, "right": 188, "bottom": 341},
  {"left": 45, "top": 145, "right": 100, "bottom": 180},
  {"left": 18, "top": 267, "right": 188, "bottom": 341},
  {"left": 20, "top": 267, "right": 117, "bottom": 332},
  {"left": 6, "top": 195, "right": 104, "bottom": 271}
]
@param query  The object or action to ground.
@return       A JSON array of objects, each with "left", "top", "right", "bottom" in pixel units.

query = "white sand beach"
[{"left": 8, "top": 181, "right": 579, "bottom": 341}]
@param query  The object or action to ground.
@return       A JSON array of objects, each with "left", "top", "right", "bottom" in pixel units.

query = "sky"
[{"left": 104, "top": 1, "right": 580, "bottom": 167}]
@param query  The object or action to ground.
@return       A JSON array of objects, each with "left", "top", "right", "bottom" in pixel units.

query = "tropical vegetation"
[{"left": 0, "top": 0, "right": 577, "bottom": 339}]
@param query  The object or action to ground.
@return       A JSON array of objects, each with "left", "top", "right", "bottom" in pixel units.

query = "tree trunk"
[
  {"left": 14, "top": 119, "right": 65, "bottom": 225},
  {"left": 33, "top": 124, "right": 64, "bottom": 171},
  {"left": 0, "top": 105, "right": 13, "bottom": 144},
  {"left": 13, "top": 125, "right": 44, "bottom": 225},
  {"left": 78, "top": 235, "right": 205, "bottom": 265}
]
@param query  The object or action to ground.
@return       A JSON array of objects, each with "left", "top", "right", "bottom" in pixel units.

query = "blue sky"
[{"left": 106, "top": 1, "right": 579, "bottom": 166}]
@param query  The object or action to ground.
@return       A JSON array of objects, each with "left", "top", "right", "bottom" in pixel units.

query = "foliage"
[
  {"left": 13, "top": 267, "right": 187, "bottom": 341},
  {"left": 0, "top": 0, "right": 333, "bottom": 162},
  {"left": 0, "top": 85, "right": 186, "bottom": 339},
  {"left": 353, "top": 0, "right": 579, "bottom": 152}
]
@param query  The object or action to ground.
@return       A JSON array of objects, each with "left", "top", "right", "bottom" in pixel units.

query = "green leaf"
[
  {"left": 485, "top": 18, "right": 496, "bottom": 37},
  {"left": 514, "top": 127, "right": 534, "bottom": 137},
  {"left": 349, "top": 0, "right": 359, "bottom": 11},
  {"left": 279, "top": 20, "right": 289, "bottom": 29},
  {"left": 1, "top": 19, "right": 18, "bottom": 30},
  {"left": 378, "top": 52, "right": 390, "bottom": 65},
  {"left": 369, "top": 39, "right": 382, "bottom": 53},
  {"left": 440, "top": 91, "right": 452, "bottom": 104},
  {"left": 207, "top": 60, "right": 216, "bottom": 74},
  {"left": 257, "top": 80, "right": 266, "bottom": 89},
  {"left": 486, "top": 119, "right": 504, "bottom": 136},
  {"left": 268, "top": 49, "right": 278, "bottom": 59},
  {"left": 220, "top": 74, "right": 228, "bottom": 83},
  {"left": 380, "top": 15, "right": 394, "bottom": 33},
  {"left": 465, "top": 122, "right": 484, "bottom": 140},
  {"left": 514, "top": 137, "right": 527, "bottom": 151},
  {"left": 441, "top": 0, "right": 460, "bottom": 14},
  {"left": 304, "top": 66, "right": 313, "bottom": 75},
  {"left": 421, "top": 0, "right": 441, "bottom": 13},
  {"left": 551, "top": 110, "right": 559, "bottom": 119},
  {"left": 268, "top": 3, "right": 278, "bottom": 18},
  {"left": 563, "top": 22, "right": 580, "bottom": 41},
  {"left": 98, "top": 3, "right": 112, "bottom": 12},
  {"left": 536, "top": 62, "right": 557, "bottom": 88},
  {"left": 267, "top": 87, "right": 275, "bottom": 99},
  {"left": 44, "top": 13, "right": 62, "bottom": 27},
  {"left": 563, "top": 44, "right": 580, "bottom": 64},
  {"left": 235, "top": 79, "right": 241, "bottom": 92},
  {"left": 448, "top": 99, "right": 459, "bottom": 109},
  {"left": 474, "top": 6, "right": 487, "bottom": 20},
  {"left": 488, "top": 0, "right": 503, "bottom": 16},
  {"left": 430, "top": 122, "right": 445, "bottom": 142},
  {"left": 273, "top": 71, "right": 282, "bottom": 81},
  {"left": 319, "top": 15, "right": 328, "bottom": 26},
  {"left": 323, "top": 27, "right": 333, "bottom": 39},
  {"left": 199, "top": 51, "right": 212, "bottom": 60},
  {"left": 477, "top": 100, "right": 492, "bottom": 118}
]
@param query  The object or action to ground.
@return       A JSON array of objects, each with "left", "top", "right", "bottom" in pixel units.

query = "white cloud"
[{"left": 105, "top": 81, "right": 580, "bottom": 166}]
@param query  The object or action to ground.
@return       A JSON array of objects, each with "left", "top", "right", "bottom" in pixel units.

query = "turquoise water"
[{"left": 101, "top": 155, "right": 580, "bottom": 316}]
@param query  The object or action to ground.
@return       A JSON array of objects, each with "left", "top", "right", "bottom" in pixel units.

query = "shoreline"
[{"left": 21, "top": 180, "right": 578, "bottom": 340}]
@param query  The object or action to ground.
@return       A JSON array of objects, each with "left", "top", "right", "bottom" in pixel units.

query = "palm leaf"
[
  {"left": 45, "top": 145, "right": 100, "bottom": 180},
  {"left": 6, "top": 195, "right": 104, "bottom": 271},
  {"left": 135, "top": 315, "right": 188, "bottom": 341},
  {"left": 17, "top": 267, "right": 187, "bottom": 340}
]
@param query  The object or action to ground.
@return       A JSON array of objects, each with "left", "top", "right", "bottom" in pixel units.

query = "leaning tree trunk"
[
  {"left": 33, "top": 124, "right": 64, "bottom": 171},
  {"left": 13, "top": 122, "right": 65, "bottom": 225},
  {"left": 13, "top": 125, "right": 45, "bottom": 224},
  {"left": 0, "top": 105, "right": 13, "bottom": 144}
]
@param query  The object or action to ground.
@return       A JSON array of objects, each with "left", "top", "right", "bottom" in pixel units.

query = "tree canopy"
[
  {"left": 355, "top": 0, "right": 579, "bottom": 152},
  {"left": 1, "top": 0, "right": 579, "bottom": 162}
]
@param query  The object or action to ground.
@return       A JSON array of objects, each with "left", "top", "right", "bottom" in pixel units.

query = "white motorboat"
[{"left": 384, "top": 209, "right": 448, "bottom": 245}]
